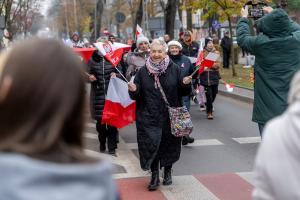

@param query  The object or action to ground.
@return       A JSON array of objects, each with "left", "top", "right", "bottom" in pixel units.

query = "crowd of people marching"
[
  {"left": 2, "top": 5, "right": 300, "bottom": 200},
  {"left": 64, "top": 26, "right": 227, "bottom": 191}
]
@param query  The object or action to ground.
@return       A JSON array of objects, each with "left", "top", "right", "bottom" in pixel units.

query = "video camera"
[
  {"left": 244, "top": 1, "right": 267, "bottom": 20},
  {"left": 244, "top": 0, "right": 288, "bottom": 20}
]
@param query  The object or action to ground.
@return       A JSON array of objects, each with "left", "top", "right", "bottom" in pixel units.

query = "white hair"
[{"left": 150, "top": 39, "right": 168, "bottom": 52}]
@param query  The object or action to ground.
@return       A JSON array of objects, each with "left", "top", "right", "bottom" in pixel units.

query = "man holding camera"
[{"left": 237, "top": 6, "right": 300, "bottom": 136}]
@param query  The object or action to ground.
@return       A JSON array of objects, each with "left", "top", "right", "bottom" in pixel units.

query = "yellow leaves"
[
  {"left": 80, "top": 16, "right": 91, "bottom": 33},
  {"left": 182, "top": 0, "right": 248, "bottom": 21}
]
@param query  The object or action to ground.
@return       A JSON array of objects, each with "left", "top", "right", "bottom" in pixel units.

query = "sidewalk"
[
  {"left": 219, "top": 84, "right": 254, "bottom": 103},
  {"left": 116, "top": 172, "right": 254, "bottom": 200}
]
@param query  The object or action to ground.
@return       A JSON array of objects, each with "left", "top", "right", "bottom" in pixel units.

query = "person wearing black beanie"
[{"left": 200, "top": 37, "right": 221, "bottom": 120}]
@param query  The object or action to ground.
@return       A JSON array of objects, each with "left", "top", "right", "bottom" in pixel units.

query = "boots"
[
  {"left": 99, "top": 142, "right": 106, "bottom": 153},
  {"left": 207, "top": 113, "right": 214, "bottom": 120},
  {"left": 148, "top": 171, "right": 160, "bottom": 191},
  {"left": 163, "top": 168, "right": 172, "bottom": 185},
  {"left": 182, "top": 136, "right": 195, "bottom": 145}
]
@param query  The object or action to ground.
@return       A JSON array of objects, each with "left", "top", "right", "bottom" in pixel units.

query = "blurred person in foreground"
[
  {"left": 168, "top": 40, "right": 195, "bottom": 145},
  {"left": 128, "top": 39, "right": 192, "bottom": 191},
  {"left": 237, "top": 6, "right": 300, "bottom": 136},
  {"left": 0, "top": 38, "right": 117, "bottom": 200},
  {"left": 252, "top": 70, "right": 300, "bottom": 199}
]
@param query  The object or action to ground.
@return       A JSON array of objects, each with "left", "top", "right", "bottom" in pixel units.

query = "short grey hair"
[{"left": 150, "top": 38, "right": 168, "bottom": 52}]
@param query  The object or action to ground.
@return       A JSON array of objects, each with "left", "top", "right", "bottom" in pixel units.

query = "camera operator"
[{"left": 237, "top": 6, "right": 300, "bottom": 137}]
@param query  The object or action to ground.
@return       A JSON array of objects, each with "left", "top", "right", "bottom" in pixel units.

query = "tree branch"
[{"left": 159, "top": 0, "right": 165, "bottom": 10}]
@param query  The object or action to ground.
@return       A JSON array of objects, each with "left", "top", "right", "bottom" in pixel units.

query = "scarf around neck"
[{"left": 146, "top": 55, "right": 170, "bottom": 88}]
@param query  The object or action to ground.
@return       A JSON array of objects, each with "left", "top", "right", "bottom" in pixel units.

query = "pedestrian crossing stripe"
[{"left": 232, "top": 137, "right": 261, "bottom": 144}]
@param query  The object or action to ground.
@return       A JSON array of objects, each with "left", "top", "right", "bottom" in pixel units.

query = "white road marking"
[
  {"left": 160, "top": 175, "right": 219, "bottom": 200},
  {"left": 232, "top": 137, "right": 261, "bottom": 144}
]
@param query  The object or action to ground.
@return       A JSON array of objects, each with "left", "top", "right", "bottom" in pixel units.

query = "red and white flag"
[
  {"left": 198, "top": 52, "right": 219, "bottom": 75},
  {"left": 73, "top": 48, "right": 96, "bottom": 63},
  {"left": 225, "top": 83, "right": 235, "bottom": 92},
  {"left": 94, "top": 42, "right": 131, "bottom": 67},
  {"left": 202, "top": 52, "right": 219, "bottom": 68},
  {"left": 101, "top": 77, "right": 136, "bottom": 128},
  {"left": 136, "top": 24, "right": 143, "bottom": 39}
]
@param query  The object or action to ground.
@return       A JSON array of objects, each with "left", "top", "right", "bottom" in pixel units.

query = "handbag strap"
[{"left": 156, "top": 78, "right": 170, "bottom": 107}]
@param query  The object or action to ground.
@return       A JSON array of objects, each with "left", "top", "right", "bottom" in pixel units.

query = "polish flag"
[
  {"left": 94, "top": 42, "right": 131, "bottom": 67},
  {"left": 225, "top": 83, "right": 235, "bottom": 92},
  {"left": 101, "top": 77, "right": 136, "bottom": 128},
  {"left": 136, "top": 24, "right": 143, "bottom": 39},
  {"left": 73, "top": 48, "right": 96, "bottom": 63},
  {"left": 198, "top": 52, "right": 220, "bottom": 75},
  {"left": 196, "top": 50, "right": 205, "bottom": 74}
]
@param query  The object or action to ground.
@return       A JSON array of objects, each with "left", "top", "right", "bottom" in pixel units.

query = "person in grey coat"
[
  {"left": 0, "top": 39, "right": 117, "bottom": 200},
  {"left": 125, "top": 36, "right": 150, "bottom": 81}
]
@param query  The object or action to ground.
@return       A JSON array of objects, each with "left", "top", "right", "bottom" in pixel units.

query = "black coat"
[
  {"left": 181, "top": 41, "right": 199, "bottom": 58},
  {"left": 88, "top": 51, "right": 118, "bottom": 120},
  {"left": 200, "top": 48, "right": 221, "bottom": 86},
  {"left": 129, "top": 62, "right": 191, "bottom": 170},
  {"left": 221, "top": 36, "right": 232, "bottom": 53},
  {"left": 169, "top": 54, "right": 194, "bottom": 77}
]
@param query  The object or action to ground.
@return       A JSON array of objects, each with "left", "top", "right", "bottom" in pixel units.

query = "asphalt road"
[{"left": 84, "top": 94, "right": 261, "bottom": 178}]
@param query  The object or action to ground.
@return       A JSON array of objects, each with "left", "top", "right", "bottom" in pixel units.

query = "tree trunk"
[
  {"left": 5, "top": 0, "right": 13, "bottom": 34},
  {"left": 91, "top": 0, "right": 104, "bottom": 41},
  {"left": 178, "top": 0, "right": 183, "bottom": 23},
  {"left": 134, "top": 0, "right": 143, "bottom": 39},
  {"left": 165, "top": 0, "right": 177, "bottom": 39},
  {"left": 227, "top": 15, "right": 237, "bottom": 77},
  {"left": 96, "top": 0, "right": 104, "bottom": 38},
  {"left": 186, "top": 8, "right": 192, "bottom": 31}
]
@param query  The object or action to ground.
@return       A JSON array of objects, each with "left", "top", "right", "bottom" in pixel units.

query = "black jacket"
[
  {"left": 181, "top": 41, "right": 199, "bottom": 58},
  {"left": 88, "top": 51, "right": 119, "bottom": 120},
  {"left": 129, "top": 62, "right": 191, "bottom": 170},
  {"left": 200, "top": 48, "right": 221, "bottom": 86},
  {"left": 221, "top": 36, "right": 232, "bottom": 52},
  {"left": 169, "top": 54, "right": 194, "bottom": 77}
]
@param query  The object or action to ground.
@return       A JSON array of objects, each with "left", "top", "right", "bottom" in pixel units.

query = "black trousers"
[
  {"left": 96, "top": 122, "right": 118, "bottom": 151},
  {"left": 150, "top": 155, "right": 172, "bottom": 172},
  {"left": 204, "top": 85, "right": 218, "bottom": 114},
  {"left": 223, "top": 50, "right": 230, "bottom": 69}
]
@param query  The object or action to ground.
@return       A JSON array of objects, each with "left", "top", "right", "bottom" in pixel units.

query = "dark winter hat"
[{"left": 205, "top": 37, "right": 213, "bottom": 47}]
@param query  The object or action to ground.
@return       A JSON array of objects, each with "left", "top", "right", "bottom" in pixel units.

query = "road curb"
[
  {"left": 219, "top": 90, "right": 254, "bottom": 103},
  {"left": 218, "top": 84, "right": 254, "bottom": 104}
]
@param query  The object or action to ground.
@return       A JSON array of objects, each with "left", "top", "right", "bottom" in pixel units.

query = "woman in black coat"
[
  {"left": 87, "top": 50, "right": 119, "bottom": 155},
  {"left": 128, "top": 39, "right": 192, "bottom": 191}
]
